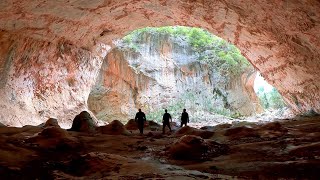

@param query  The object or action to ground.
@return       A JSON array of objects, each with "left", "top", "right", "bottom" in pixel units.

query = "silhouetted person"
[
  {"left": 180, "top": 109, "right": 189, "bottom": 127},
  {"left": 135, "top": 109, "right": 146, "bottom": 134},
  {"left": 162, "top": 109, "right": 172, "bottom": 134}
]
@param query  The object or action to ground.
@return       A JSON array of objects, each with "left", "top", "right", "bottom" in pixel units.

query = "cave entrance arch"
[
  {"left": 88, "top": 26, "right": 283, "bottom": 125},
  {"left": 0, "top": 0, "right": 318, "bottom": 127}
]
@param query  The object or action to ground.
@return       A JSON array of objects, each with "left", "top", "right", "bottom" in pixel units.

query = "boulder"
[
  {"left": 27, "top": 127, "right": 79, "bottom": 150},
  {"left": 97, "top": 120, "right": 131, "bottom": 135},
  {"left": 147, "top": 120, "right": 161, "bottom": 131},
  {"left": 124, "top": 119, "right": 138, "bottom": 130},
  {"left": 174, "top": 126, "right": 214, "bottom": 139},
  {"left": 68, "top": 111, "right": 97, "bottom": 132},
  {"left": 224, "top": 126, "right": 260, "bottom": 140},
  {"left": 39, "top": 127, "right": 68, "bottom": 138},
  {"left": 168, "top": 135, "right": 229, "bottom": 161},
  {"left": 43, "top": 118, "right": 60, "bottom": 128}
]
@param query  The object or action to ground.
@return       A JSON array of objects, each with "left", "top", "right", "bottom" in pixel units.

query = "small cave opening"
[
  {"left": 88, "top": 26, "right": 289, "bottom": 127},
  {"left": 253, "top": 72, "right": 289, "bottom": 116}
]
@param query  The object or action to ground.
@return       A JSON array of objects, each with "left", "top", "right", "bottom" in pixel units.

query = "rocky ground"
[{"left": 0, "top": 115, "right": 319, "bottom": 179}]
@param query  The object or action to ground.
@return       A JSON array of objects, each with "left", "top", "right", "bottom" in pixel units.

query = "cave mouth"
[
  {"left": 254, "top": 73, "right": 288, "bottom": 113},
  {"left": 88, "top": 26, "right": 288, "bottom": 126}
]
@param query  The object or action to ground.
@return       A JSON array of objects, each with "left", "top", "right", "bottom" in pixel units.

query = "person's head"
[
  {"left": 165, "top": 109, "right": 167, "bottom": 113},
  {"left": 138, "top": 108, "right": 141, "bottom": 112},
  {"left": 183, "top": 109, "right": 186, "bottom": 112}
]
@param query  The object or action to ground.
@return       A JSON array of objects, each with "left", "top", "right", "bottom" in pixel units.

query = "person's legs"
[
  {"left": 168, "top": 123, "right": 172, "bottom": 132},
  {"left": 162, "top": 122, "right": 166, "bottom": 134},
  {"left": 138, "top": 122, "right": 144, "bottom": 134},
  {"left": 180, "top": 121, "right": 183, "bottom": 127}
]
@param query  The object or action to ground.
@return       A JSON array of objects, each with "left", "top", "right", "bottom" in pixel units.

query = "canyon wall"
[
  {"left": 0, "top": 31, "right": 109, "bottom": 127},
  {"left": 89, "top": 32, "right": 262, "bottom": 122}
]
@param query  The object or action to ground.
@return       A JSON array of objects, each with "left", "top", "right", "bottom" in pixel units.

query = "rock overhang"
[{"left": 0, "top": 0, "right": 319, "bottom": 126}]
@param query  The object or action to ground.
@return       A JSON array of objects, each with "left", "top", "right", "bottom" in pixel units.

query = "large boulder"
[
  {"left": 174, "top": 126, "right": 214, "bottom": 139},
  {"left": 168, "top": 135, "right": 229, "bottom": 161},
  {"left": 124, "top": 119, "right": 138, "bottom": 130},
  {"left": 68, "top": 111, "right": 97, "bottom": 132},
  {"left": 97, "top": 120, "right": 131, "bottom": 135},
  {"left": 26, "top": 127, "right": 80, "bottom": 150},
  {"left": 43, "top": 118, "right": 60, "bottom": 128}
]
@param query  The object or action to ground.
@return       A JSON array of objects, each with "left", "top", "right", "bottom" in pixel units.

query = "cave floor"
[{"left": 0, "top": 116, "right": 320, "bottom": 179}]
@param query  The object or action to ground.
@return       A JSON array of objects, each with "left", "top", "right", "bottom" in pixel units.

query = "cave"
[{"left": 0, "top": 0, "right": 319, "bottom": 179}]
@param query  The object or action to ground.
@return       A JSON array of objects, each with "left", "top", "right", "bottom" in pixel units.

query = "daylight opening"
[
  {"left": 88, "top": 26, "right": 287, "bottom": 127},
  {"left": 254, "top": 73, "right": 287, "bottom": 112}
]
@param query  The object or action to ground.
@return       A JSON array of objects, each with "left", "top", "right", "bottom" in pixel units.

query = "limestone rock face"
[
  {"left": 0, "top": 32, "right": 109, "bottom": 126},
  {"left": 89, "top": 32, "right": 260, "bottom": 122},
  {"left": 0, "top": 0, "right": 319, "bottom": 126}
]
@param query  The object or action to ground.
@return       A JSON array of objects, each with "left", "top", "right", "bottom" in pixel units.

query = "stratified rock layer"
[{"left": 0, "top": 0, "right": 319, "bottom": 125}]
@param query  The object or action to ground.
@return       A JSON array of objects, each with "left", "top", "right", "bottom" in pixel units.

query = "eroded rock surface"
[
  {"left": 89, "top": 31, "right": 261, "bottom": 122},
  {"left": 97, "top": 120, "right": 130, "bottom": 135},
  {"left": 0, "top": 32, "right": 109, "bottom": 126},
  {"left": 68, "top": 111, "right": 97, "bottom": 133},
  {"left": 168, "top": 135, "right": 229, "bottom": 161},
  {"left": 0, "top": 116, "right": 319, "bottom": 179},
  {"left": 0, "top": 0, "right": 319, "bottom": 120}
]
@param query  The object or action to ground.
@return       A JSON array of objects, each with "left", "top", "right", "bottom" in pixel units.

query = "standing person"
[
  {"left": 180, "top": 109, "right": 189, "bottom": 127},
  {"left": 135, "top": 109, "right": 146, "bottom": 135},
  {"left": 162, "top": 109, "right": 172, "bottom": 134}
]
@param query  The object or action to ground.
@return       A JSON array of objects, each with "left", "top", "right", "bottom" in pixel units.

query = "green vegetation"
[
  {"left": 122, "top": 26, "right": 253, "bottom": 119},
  {"left": 122, "top": 26, "right": 250, "bottom": 77},
  {"left": 146, "top": 101, "right": 184, "bottom": 123},
  {"left": 256, "top": 87, "right": 286, "bottom": 109}
]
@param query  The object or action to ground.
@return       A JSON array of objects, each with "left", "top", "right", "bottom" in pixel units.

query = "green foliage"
[
  {"left": 146, "top": 100, "right": 184, "bottom": 123},
  {"left": 256, "top": 87, "right": 286, "bottom": 109},
  {"left": 122, "top": 26, "right": 250, "bottom": 77},
  {"left": 122, "top": 26, "right": 252, "bottom": 118}
]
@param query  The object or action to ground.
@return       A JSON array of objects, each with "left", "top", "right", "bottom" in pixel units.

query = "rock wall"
[
  {"left": 0, "top": 31, "right": 109, "bottom": 127},
  {"left": 89, "top": 32, "right": 262, "bottom": 122},
  {"left": 88, "top": 49, "right": 152, "bottom": 122},
  {"left": 0, "top": 0, "right": 319, "bottom": 126}
]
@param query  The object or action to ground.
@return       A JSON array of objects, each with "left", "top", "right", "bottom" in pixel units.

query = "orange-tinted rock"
[
  {"left": 0, "top": 32, "right": 108, "bottom": 127},
  {"left": 168, "top": 135, "right": 229, "bottom": 160},
  {"left": 69, "top": 111, "right": 97, "bottom": 133},
  {"left": 43, "top": 118, "right": 60, "bottom": 128},
  {"left": 27, "top": 127, "right": 79, "bottom": 150},
  {"left": 38, "top": 127, "right": 68, "bottom": 138},
  {"left": 175, "top": 126, "right": 214, "bottom": 139},
  {"left": 97, "top": 120, "right": 130, "bottom": 135},
  {"left": 0, "top": 0, "right": 320, "bottom": 125},
  {"left": 224, "top": 126, "right": 260, "bottom": 140},
  {"left": 124, "top": 119, "right": 138, "bottom": 130}
]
